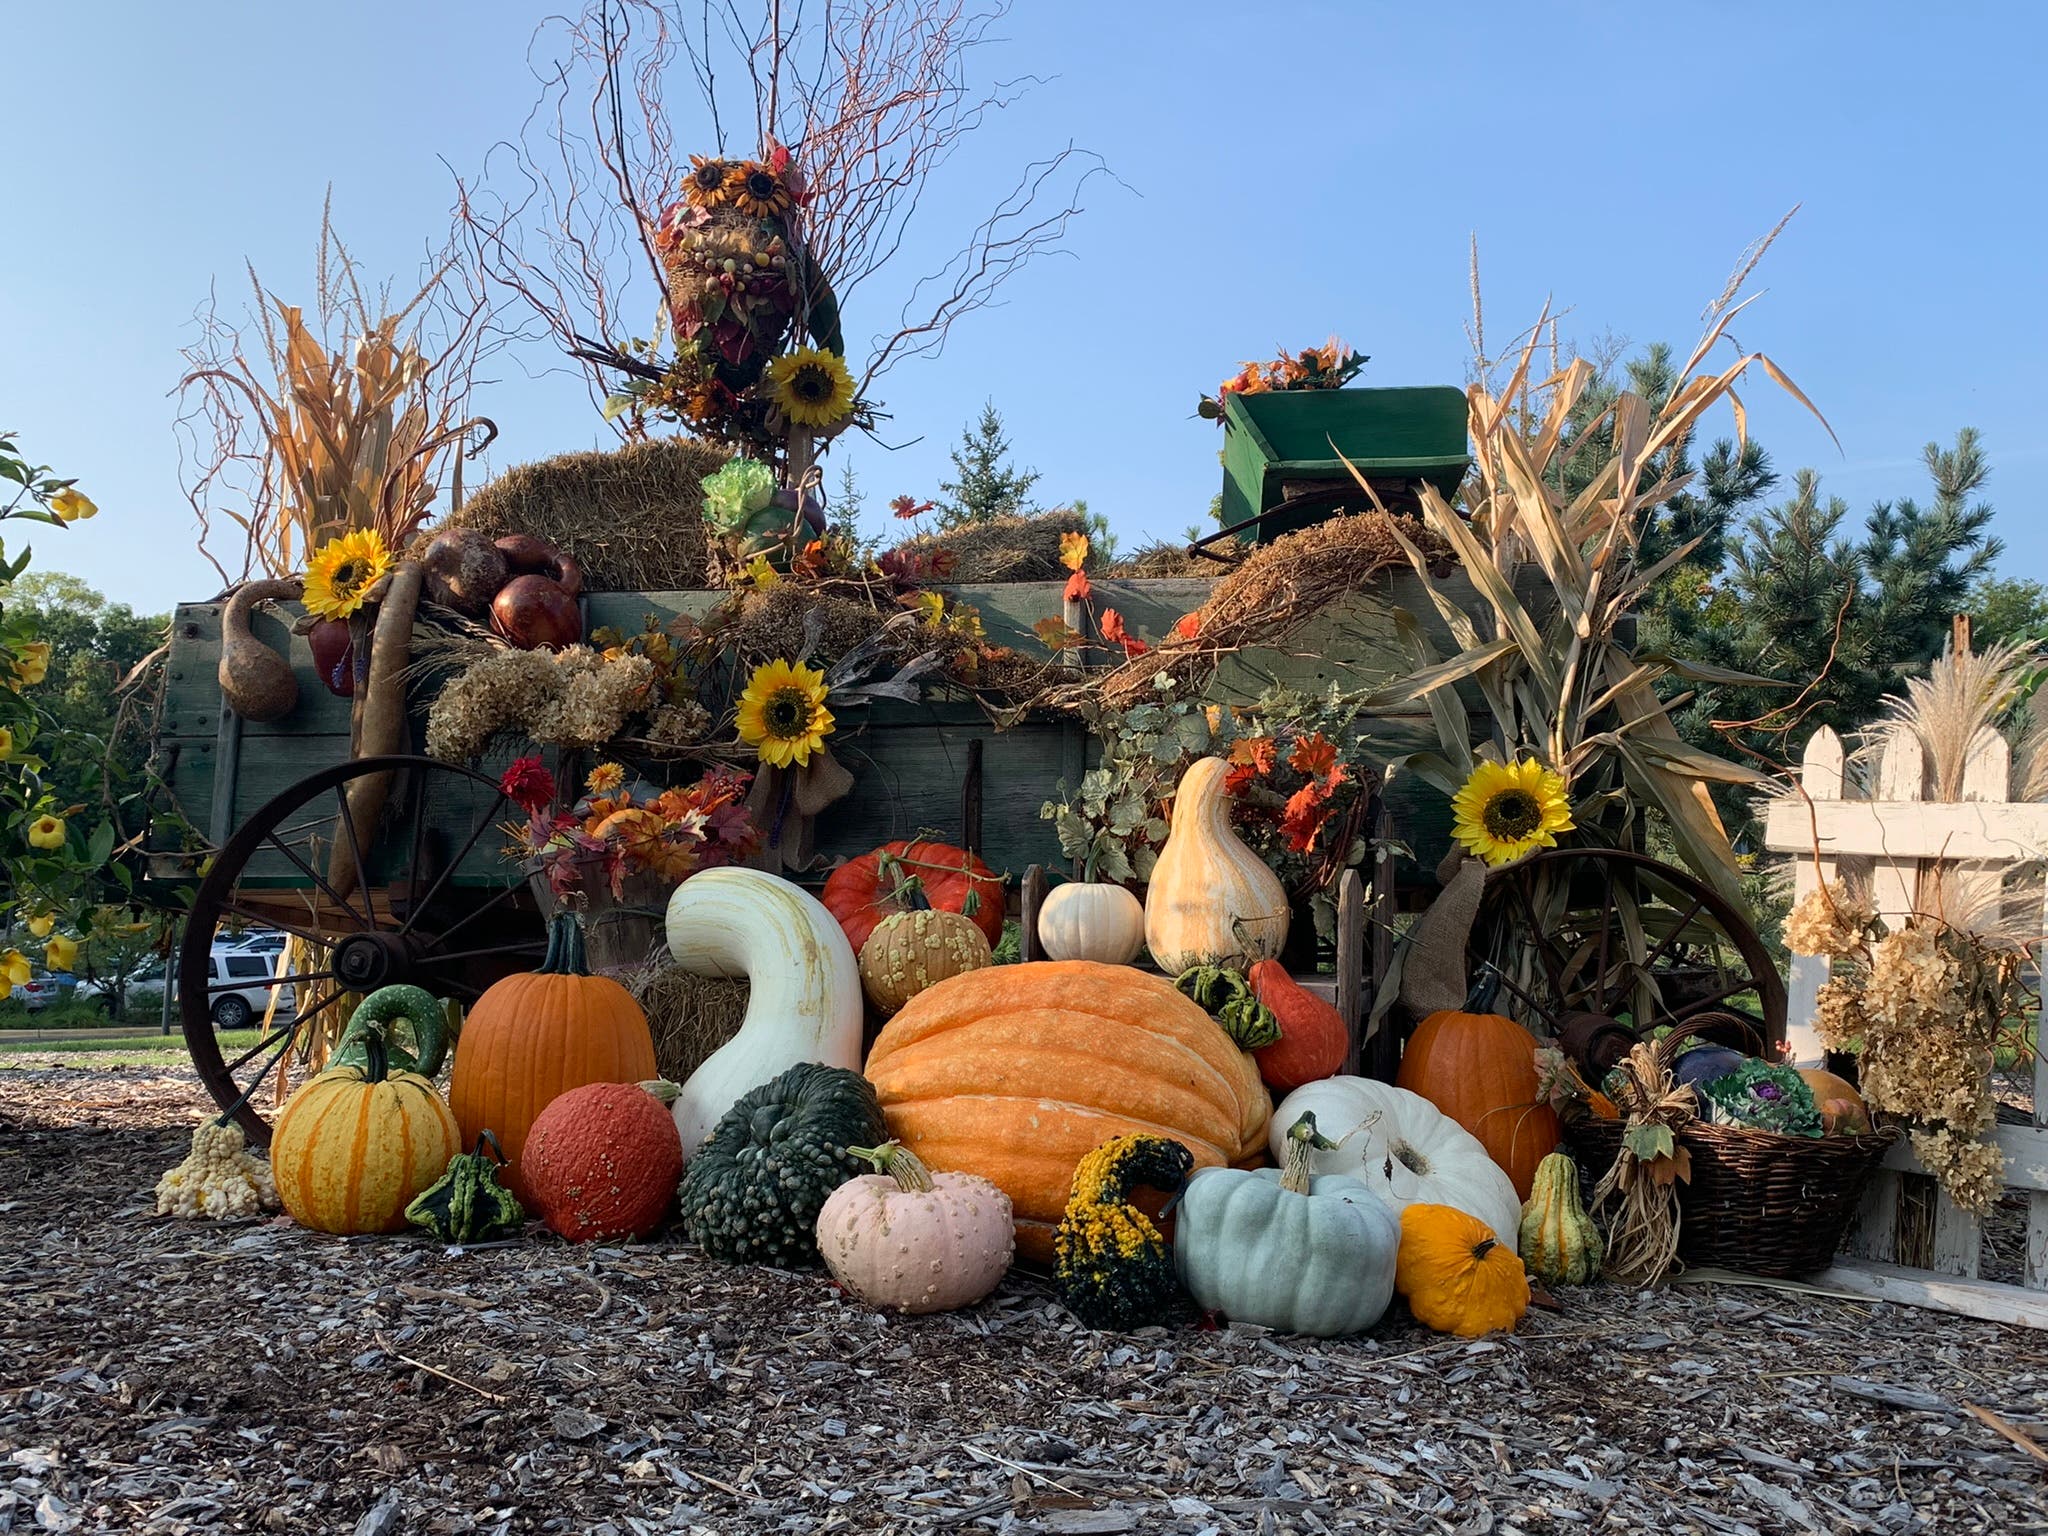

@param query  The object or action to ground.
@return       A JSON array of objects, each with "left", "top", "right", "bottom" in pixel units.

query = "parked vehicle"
[
  {"left": 195, "top": 949, "right": 295, "bottom": 1030},
  {"left": 76, "top": 963, "right": 170, "bottom": 1016},
  {"left": 16, "top": 972, "right": 72, "bottom": 1012},
  {"left": 222, "top": 930, "right": 288, "bottom": 957}
]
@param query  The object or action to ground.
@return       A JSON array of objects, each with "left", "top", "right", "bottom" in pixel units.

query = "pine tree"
[{"left": 937, "top": 401, "right": 1039, "bottom": 527}]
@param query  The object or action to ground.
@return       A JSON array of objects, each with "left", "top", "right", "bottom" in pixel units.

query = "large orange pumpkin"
[
  {"left": 822, "top": 840, "right": 1005, "bottom": 956},
  {"left": 1397, "top": 1009, "right": 1561, "bottom": 1200},
  {"left": 864, "top": 961, "right": 1271, "bottom": 1264},
  {"left": 447, "top": 913, "right": 657, "bottom": 1205}
]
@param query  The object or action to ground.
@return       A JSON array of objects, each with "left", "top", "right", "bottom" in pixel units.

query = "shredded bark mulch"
[{"left": 5, "top": 1063, "right": 2048, "bottom": 1535}]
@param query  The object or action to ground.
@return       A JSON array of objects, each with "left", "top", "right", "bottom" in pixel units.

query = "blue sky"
[{"left": 5, "top": 1, "right": 2042, "bottom": 612}]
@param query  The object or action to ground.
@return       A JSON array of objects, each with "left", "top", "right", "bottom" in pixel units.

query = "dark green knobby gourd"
[
  {"left": 334, "top": 984, "right": 451, "bottom": 1076},
  {"left": 1055, "top": 1133, "right": 1196, "bottom": 1330},
  {"left": 680, "top": 1062, "right": 887, "bottom": 1266},
  {"left": 405, "top": 1131, "right": 525, "bottom": 1244}
]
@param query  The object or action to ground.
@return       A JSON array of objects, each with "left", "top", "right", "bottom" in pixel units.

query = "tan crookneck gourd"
[
  {"left": 1145, "top": 756, "right": 1290, "bottom": 974},
  {"left": 1517, "top": 1151, "right": 1602, "bottom": 1286}
]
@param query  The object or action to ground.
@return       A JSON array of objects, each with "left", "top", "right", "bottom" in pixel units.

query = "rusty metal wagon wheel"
[
  {"left": 179, "top": 753, "right": 546, "bottom": 1144},
  {"left": 1466, "top": 847, "right": 1786, "bottom": 1062}
]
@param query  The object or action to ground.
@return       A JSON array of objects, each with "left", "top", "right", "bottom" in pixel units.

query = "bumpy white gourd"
[{"left": 665, "top": 868, "right": 864, "bottom": 1160}]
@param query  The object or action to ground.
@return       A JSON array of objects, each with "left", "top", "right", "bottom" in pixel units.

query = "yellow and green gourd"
[
  {"left": 1054, "top": 1134, "right": 1195, "bottom": 1331},
  {"left": 1516, "top": 1151, "right": 1603, "bottom": 1286}
]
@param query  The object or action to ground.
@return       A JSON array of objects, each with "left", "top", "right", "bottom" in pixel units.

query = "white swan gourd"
[{"left": 665, "top": 867, "right": 864, "bottom": 1160}]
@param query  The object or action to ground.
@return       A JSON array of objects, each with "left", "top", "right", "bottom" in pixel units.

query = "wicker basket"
[{"left": 1567, "top": 1114, "right": 1894, "bottom": 1280}]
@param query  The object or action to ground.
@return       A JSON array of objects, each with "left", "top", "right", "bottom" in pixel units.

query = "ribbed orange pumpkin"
[
  {"left": 864, "top": 961, "right": 1272, "bottom": 1265},
  {"left": 1397, "top": 1009, "right": 1561, "bottom": 1200},
  {"left": 447, "top": 913, "right": 657, "bottom": 1206}
]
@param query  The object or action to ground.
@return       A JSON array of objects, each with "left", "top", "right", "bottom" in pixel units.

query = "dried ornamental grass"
[
  {"left": 890, "top": 507, "right": 1087, "bottom": 584},
  {"left": 424, "top": 647, "right": 658, "bottom": 761},
  {"left": 444, "top": 438, "right": 727, "bottom": 591}
]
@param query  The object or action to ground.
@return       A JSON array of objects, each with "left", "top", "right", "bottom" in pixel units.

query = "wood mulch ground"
[{"left": 5, "top": 1062, "right": 2048, "bottom": 1536}]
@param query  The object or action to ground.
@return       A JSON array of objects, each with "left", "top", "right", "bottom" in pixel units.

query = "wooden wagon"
[{"left": 153, "top": 563, "right": 1786, "bottom": 1141}]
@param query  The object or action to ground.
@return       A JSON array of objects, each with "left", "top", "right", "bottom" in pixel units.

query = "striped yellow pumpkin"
[{"left": 272, "top": 1031, "right": 460, "bottom": 1235}]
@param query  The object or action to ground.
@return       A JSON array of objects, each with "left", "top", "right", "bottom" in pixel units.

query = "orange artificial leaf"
[
  {"left": 1173, "top": 611, "right": 1202, "bottom": 641},
  {"left": 1034, "top": 617, "right": 1084, "bottom": 652},
  {"left": 1064, "top": 568, "right": 1093, "bottom": 603},
  {"left": 1059, "top": 531, "right": 1090, "bottom": 572},
  {"left": 1098, "top": 607, "right": 1148, "bottom": 656},
  {"left": 1228, "top": 735, "right": 1278, "bottom": 776},
  {"left": 1280, "top": 782, "right": 1331, "bottom": 853}
]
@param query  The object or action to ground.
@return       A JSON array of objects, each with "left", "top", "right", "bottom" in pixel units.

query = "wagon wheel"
[
  {"left": 1466, "top": 847, "right": 1786, "bottom": 1061},
  {"left": 180, "top": 754, "right": 547, "bottom": 1144}
]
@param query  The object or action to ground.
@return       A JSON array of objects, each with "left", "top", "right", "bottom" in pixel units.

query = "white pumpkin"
[
  {"left": 665, "top": 868, "right": 864, "bottom": 1160},
  {"left": 1271, "top": 1076, "right": 1521, "bottom": 1247},
  {"left": 1037, "top": 880, "right": 1146, "bottom": 965}
]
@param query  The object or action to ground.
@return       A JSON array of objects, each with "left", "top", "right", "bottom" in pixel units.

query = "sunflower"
[
  {"left": 724, "top": 161, "right": 791, "bottom": 219},
  {"left": 303, "top": 528, "right": 393, "bottom": 620},
  {"left": 684, "top": 154, "right": 735, "bottom": 208},
  {"left": 735, "top": 658, "right": 835, "bottom": 768},
  {"left": 764, "top": 347, "right": 856, "bottom": 428},
  {"left": 1450, "top": 757, "right": 1574, "bottom": 867}
]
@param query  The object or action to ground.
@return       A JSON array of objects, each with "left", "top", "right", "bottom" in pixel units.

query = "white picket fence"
[{"left": 1762, "top": 724, "right": 2048, "bottom": 1327}]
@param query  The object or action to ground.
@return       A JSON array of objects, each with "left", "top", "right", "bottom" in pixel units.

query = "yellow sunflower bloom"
[
  {"left": 49, "top": 487, "right": 97, "bottom": 521},
  {"left": 1450, "top": 757, "right": 1574, "bottom": 867},
  {"left": 12, "top": 641, "right": 52, "bottom": 687},
  {"left": 684, "top": 154, "right": 735, "bottom": 208},
  {"left": 27, "top": 813, "right": 67, "bottom": 850},
  {"left": 44, "top": 934, "right": 78, "bottom": 972},
  {"left": 764, "top": 347, "right": 856, "bottom": 429},
  {"left": 724, "top": 161, "right": 792, "bottom": 219},
  {"left": 302, "top": 528, "right": 394, "bottom": 620},
  {"left": 736, "top": 658, "right": 835, "bottom": 768},
  {"left": 0, "top": 949, "right": 29, "bottom": 998}
]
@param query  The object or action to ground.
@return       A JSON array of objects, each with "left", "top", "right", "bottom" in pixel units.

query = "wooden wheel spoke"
[
  {"left": 262, "top": 831, "right": 367, "bottom": 928},
  {"left": 204, "top": 968, "right": 337, "bottom": 996},
  {"left": 396, "top": 789, "right": 511, "bottom": 939},
  {"left": 335, "top": 785, "right": 379, "bottom": 925},
  {"left": 1639, "top": 894, "right": 1708, "bottom": 974},
  {"left": 218, "top": 899, "right": 349, "bottom": 945},
  {"left": 222, "top": 1018, "right": 304, "bottom": 1077},
  {"left": 416, "top": 880, "right": 527, "bottom": 955},
  {"left": 419, "top": 940, "right": 549, "bottom": 968}
]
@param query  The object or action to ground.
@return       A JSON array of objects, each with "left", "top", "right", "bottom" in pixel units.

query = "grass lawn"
[{"left": 0, "top": 1027, "right": 263, "bottom": 1068}]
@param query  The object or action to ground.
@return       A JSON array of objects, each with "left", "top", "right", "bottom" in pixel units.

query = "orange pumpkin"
[
  {"left": 1798, "top": 1067, "right": 1871, "bottom": 1135},
  {"left": 1398, "top": 1008, "right": 1561, "bottom": 1200},
  {"left": 864, "top": 961, "right": 1272, "bottom": 1264},
  {"left": 447, "top": 913, "right": 657, "bottom": 1205}
]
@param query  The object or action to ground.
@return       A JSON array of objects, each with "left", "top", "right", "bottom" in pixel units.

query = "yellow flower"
[
  {"left": 684, "top": 154, "right": 735, "bottom": 208},
  {"left": 736, "top": 658, "right": 835, "bottom": 768},
  {"left": 49, "top": 487, "right": 97, "bottom": 522},
  {"left": 44, "top": 934, "right": 78, "bottom": 972},
  {"left": 585, "top": 762, "right": 626, "bottom": 797},
  {"left": 25, "top": 911, "right": 55, "bottom": 938},
  {"left": 12, "top": 641, "right": 52, "bottom": 687},
  {"left": 0, "top": 949, "right": 29, "bottom": 998},
  {"left": 724, "top": 161, "right": 792, "bottom": 219},
  {"left": 0, "top": 725, "right": 12, "bottom": 758},
  {"left": 302, "top": 529, "right": 393, "bottom": 620},
  {"left": 1450, "top": 758, "right": 1574, "bottom": 867},
  {"left": 764, "top": 347, "right": 856, "bottom": 429},
  {"left": 27, "top": 813, "right": 67, "bottom": 850}
]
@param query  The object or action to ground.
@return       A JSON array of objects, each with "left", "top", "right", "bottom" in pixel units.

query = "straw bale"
[
  {"left": 445, "top": 437, "right": 727, "bottom": 592},
  {"left": 891, "top": 507, "right": 1086, "bottom": 584},
  {"left": 629, "top": 960, "right": 749, "bottom": 1083}
]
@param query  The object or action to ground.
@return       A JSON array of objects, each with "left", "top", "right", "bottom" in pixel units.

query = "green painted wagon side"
[
  {"left": 1219, "top": 386, "right": 1470, "bottom": 541},
  {"left": 155, "top": 568, "right": 1520, "bottom": 896}
]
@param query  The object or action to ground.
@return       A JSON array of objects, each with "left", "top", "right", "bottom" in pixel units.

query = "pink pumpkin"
[
  {"left": 524, "top": 1081, "right": 683, "bottom": 1242},
  {"left": 814, "top": 1141, "right": 1014, "bottom": 1314}
]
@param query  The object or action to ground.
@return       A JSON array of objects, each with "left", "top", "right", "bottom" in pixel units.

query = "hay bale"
[
  {"left": 891, "top": 507, "right": 1087, "bottom": 584},
  {"left": 446, "top": 437, "right": 727, "bottom": 592},
  {"left": 630, "top": 960, "right": 749, "bottom": 1083},
  {"left": 1108, "top": 538, "right": 1233, "bottom": 580}
]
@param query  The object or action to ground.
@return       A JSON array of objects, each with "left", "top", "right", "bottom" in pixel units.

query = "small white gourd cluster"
[{"left": 155, "top": 1121, "right": 281, "bottom": 1219}]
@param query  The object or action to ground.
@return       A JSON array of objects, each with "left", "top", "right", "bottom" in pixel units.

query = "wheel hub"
[{"left": 332, "top": 931, "right": 414, "bottom": 993}]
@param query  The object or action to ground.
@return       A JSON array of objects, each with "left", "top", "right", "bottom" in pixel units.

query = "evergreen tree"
[
  {"left": 937, "top": 401, "right": 1039, "bottom": 527},
  {"left": 828, "top": 460, "right": 872, "bottom": 555}
]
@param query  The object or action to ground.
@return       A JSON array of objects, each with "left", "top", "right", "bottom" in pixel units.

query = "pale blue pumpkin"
[{"left": 1173, "top": 1113, "right": 1399, "bottom": 1337}]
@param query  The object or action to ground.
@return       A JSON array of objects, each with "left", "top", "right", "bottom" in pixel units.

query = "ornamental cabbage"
[
  {"left": 701, "top": 457, "right": 778, "bottom": 533},
  {"left": 1698, "top": 1057, "right": 1823, "bottom": 1138}
]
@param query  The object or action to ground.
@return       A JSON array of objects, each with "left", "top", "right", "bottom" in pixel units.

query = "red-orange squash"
[
  {"left": 1248, "top": 959, "right": 1349, "bottom": 1092},
  {"left": 823, "top": 841, "right": 1006, "bottom": 955},
  {"left": 864, "top": 961, "right": 1272, "bottom": 1265},
  {"left": 1397, "top": 1009, "right": 1561, "bottom": 1200},
  {"left": 447, "top": 913, "right": 658, "bottom": 1206},
  {"left": 524, "top": 1080, "right": 683, "bottom": 1241}
]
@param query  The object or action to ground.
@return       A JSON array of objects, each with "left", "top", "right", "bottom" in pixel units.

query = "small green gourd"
[
  {"left": 333, "top": 984, "right": 451, "bottom": 1076},
  {"left": 1516, "top": 1151, "right": 1602, "bottom": 1286},
  {"left": 405, "top": 1131, "right": 525, "bottom": 1245}
]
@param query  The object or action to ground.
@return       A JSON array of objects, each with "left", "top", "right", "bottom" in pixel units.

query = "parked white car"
[{"left": 196, "top": 948, "right": 297, "bottom": 1029}]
